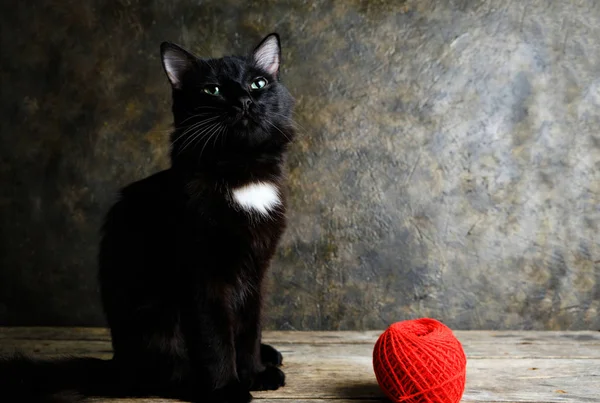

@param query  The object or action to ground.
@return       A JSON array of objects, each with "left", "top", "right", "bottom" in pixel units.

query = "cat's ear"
[
  {"left": 160, "top": 42, "right": 197, "bottom": 89},
  {"left": 253, "top": 33, "right": 281, "bottom": 77}
]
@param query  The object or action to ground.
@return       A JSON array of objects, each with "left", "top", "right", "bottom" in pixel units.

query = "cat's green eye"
[
  {"left": 203, "top": 85, "right": 220, "bottom": 96},
  {"left": 250, "top": 77, "right": 267, "bottom": 90}
]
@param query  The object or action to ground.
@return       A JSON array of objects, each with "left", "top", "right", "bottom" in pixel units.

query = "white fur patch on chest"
[{"left": 232, "top": 182, "right": 281, "bottom": 215}]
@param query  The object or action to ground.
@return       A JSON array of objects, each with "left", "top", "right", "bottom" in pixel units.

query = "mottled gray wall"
[{"left": 0, "top": 0, "right": 598, "bottom": 330}]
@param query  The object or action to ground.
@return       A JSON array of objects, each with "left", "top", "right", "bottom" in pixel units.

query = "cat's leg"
[
  {"left": 108, "top": 310, "right": 195, "bottom": 399},
  {"left": 181, "top": 301, "right": 252, "bottom": 403},
  {"left": 260, "top": 343, "right": 283, "bottom": 367},
  {"left": 236, "top": 296, "right": 285, "bottom": 392}
]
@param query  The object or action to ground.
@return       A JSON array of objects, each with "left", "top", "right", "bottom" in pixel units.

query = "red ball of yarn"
[{"left": 373, "top": 318, "right": 467, "bottom": 403}]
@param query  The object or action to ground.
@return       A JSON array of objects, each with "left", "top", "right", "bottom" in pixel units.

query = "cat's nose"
[{"left": 240, "top": 96, "right": 252, "bottom": 111}]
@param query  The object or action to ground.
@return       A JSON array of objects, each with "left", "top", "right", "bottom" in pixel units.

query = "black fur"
[{"left": 0, "top": 33, "right": 294, "bottom": 403}]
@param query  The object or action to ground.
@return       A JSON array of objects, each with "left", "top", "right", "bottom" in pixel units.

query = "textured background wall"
[{"left": 0, "top": 0, "right": 598, "bottom": 330}]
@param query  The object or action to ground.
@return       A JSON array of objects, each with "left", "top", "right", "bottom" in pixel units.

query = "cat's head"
[{"left": 161, "top": 33, "right": 294, "bottom": 160}]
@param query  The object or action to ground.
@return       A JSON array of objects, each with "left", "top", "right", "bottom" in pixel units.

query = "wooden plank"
[
  {"left": 89, "top": 401, "right": 583, "bottom": 403},
  {"left": 463, "top": 359, "right": 600, "bottom": 402},
  {"left": 253, "top": 356, "right": 600, "bottom": 402},
  {"left": 96, "top": 400, "right": 598, "bottom": 403},
  {"left": 0, "top": 340, "right": 113, "bottom": 357},
  {"left": 0, "top": 327, "right": 111, "bottom": 341},
  {"left": 82, "top": 356, "right": 600, "bottom": 402},
  {"left": 89, "top": 400, "right": 386, "bottom": 403},
  {"left": 2, "top": 335, "right": 600, "bottom": 359},
  {"left": 2, "top": 328, "right": 600, "bottom": 402},
  {"left": 2, "top": 327, "right": 599, "bottom": 345},
  {"left": 254, "top": 330, "right": 600, "bottom": 346}
]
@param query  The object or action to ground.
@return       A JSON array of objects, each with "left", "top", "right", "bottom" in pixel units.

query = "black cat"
[{"left": 0, "top": 33, "right": 295, "bottom": 403}]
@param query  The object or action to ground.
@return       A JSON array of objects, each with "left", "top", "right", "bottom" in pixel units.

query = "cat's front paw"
[
  {"left": 260, "top": 343, "right": 283, "bottom": 367},
  {"left": 250, "top": 366, "right": 286, "bottom": 391}
]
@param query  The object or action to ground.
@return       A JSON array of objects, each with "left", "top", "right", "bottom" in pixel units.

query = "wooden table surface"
[{"left": 1, "top": 328, "right": 599, "bottom": 402}]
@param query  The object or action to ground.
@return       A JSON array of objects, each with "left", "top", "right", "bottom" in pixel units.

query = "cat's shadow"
[{"left": 332, "top": 381, "right": 388, "bottom": 400}]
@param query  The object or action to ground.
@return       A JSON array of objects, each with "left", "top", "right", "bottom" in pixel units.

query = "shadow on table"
[{"left": 332, "top": 380, "right": 388, "bottom": 400}]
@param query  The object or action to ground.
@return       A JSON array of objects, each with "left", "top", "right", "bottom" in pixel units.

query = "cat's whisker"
[
  {"left": 198, "top": 123, "right": 224, "bottom": 160},
  {"left": 210, "top": 126, "right": 221, "bottom": 152},
  {"left": 144, "top": 119, "right": 214, "bottom": 138},
  {"left": 264, "top": 112, "right": 308, "bottom": 135},
  {"left": 193, "top": 106, "right": 223, "bottom": 110},
  {"left": 177, "top": 116, "right": 219, "bottom": 136},
  {"left": 179, "top": 114, "right": 222, "bottom": 132},
  {"left": 168, "top": 113, "right": 229, "bottom": 139},
  {"left": 220, "top": 125, "right": 229, "bottom": 148},
  {"left": 209, "top": 125, "right": 221, "bottom": 151},
  {"left": 178, "top": 125, "right": 215, "bottom": 155},
  {"left": 173, "top": 123, "right": 214, "bottom": 149},
  {"left": 265, "top": 120, "right": 292, "bottom": 143},
  {"left": 174, "top": 121, "right": 211, "bottom": 142},
  {"left": 212, "top": 124, "right": 227, "bottom": 151},
  {"left": 177, "top": 121, "right": 220, "bottom": 154},
  {"left": 183, "top": 120, "right": 222, "bottom": 150},
  {"left": 269, "top": 112, "right": 306, "bottom": 127},
  {"left": 186, "top": 121, "right": 222, "bottom": 153},
  {"left": 174, "top": 115, "right": 225, "bottom": 146},
  {"left": 177, "top": 112, "right": 218, "bottom": 126}
]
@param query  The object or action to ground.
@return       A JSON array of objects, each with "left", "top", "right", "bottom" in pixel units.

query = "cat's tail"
[{"left": 0, "top": 353, "right": 122, "bottom": 403}]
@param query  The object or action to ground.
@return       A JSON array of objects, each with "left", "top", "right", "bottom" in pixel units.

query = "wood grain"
[
  {"left": 2, "top": 328, "right": 600, "bottom": 343},
  {"left": 1, "top": 328, "right": 599, "bottom": 402}
]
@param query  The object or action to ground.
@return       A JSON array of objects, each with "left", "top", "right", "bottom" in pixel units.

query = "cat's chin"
[
  {"left": 230, "top": 117, "right": 259, "bottom": 132},
  {"left": 232, "top": 113, "right": 258, "bottom": 126}
]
